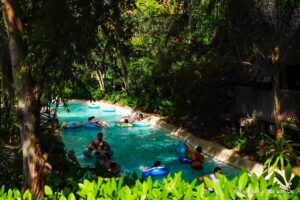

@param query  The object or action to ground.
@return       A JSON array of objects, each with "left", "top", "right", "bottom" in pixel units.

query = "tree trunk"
[
  {"left": 19, "top": 83, "right": 51, "bottom": 198},
  {"left": 112, "top": 1, "right": 130, "bottom": 91},
  {"left": 117, "top": 49, "right": 129, "bottom": 91},
  {"left": 272, "top": 47, "right": 282, "bottom": 140},
  {"left": 2, "top": 0, "right": 51, "bottom": 197},
  {"left": 95, "top": 70, "right": 105, "bottom": 91},
  {"left": 273, "top": 77, "right": 282, "bottom": 140}
]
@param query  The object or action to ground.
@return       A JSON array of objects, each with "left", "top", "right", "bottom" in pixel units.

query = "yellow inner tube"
[{"left": 115, "top": 122, "right": 133, "bottom": 127}]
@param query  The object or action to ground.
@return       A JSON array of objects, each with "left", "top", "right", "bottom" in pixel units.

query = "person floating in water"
[
  {"left": 152, "top": 160, "right": 161, "bottom": 168},
  {"left": 122, "top": 112, "right": 146, "bottom": 123},
  {"left": 107, "top": 162, "right": 122, "bottom": 177},
  {"left": 141, "top": 160, "right": 162, "bottom": 171},
  {"left": 87, "top": 132, "right": 110, "bottom": 151},
  {"left": 94, "top": 152, "right": 122, "bottom": 178},
  {"left": 190, "top": 146, "right": 205, "bottom": 170},
  {"left": 98, "top": 152, "right": 111, "bottom": 169},
  {"left": 198, "top": 167, "right": 222, "bottom": 183},
  {"left": 88, "top": 116, "right": 108, "bottom": 127}
]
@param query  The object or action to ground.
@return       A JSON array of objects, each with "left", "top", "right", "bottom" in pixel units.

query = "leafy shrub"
[
  {"left": 259, "top": 131, "right": 299, "bottom": 171},
  {"left": 223, "top": 124, "right": 262, "bottom": 154},
  {"left": 223, "top": 134, "right": 247, "bottom": 150},
  {"left": 104, "top": 91, "right": 127, "bottom": 103},
  {"left": 91, "top": 88, "right": 104, "bottom": 100},
  {"left": 103, "top": 92, "right": 139, "bottom": 108},
  {"left": 1, "top": 167, "right": 299, "bottom": 199},
  {"left": 158, "top": 99, "right": 175, "bottom": 116}
]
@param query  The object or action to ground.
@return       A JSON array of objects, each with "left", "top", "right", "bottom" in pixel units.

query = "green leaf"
[
  {"left": 285, "top": 163, "right": 292, "bottom": 182},
  {"left": 117, "top": 177, "right": 124, "bottom": 192},
  {"left": 44, "top": 185, "right": 53, "bottom": 196},
  {"left": 238, "top": 172, "right": 248, "bottom": 190},
  {"left": 204, "top": 177, "right": 214, "bottom": 190},
  {"left": 250, "top": 173, "right": 258, "bottom": 184},
  {"left": 22, "top": 190, "right": 32, "bottom": 200},
  {"left": 230, "top": 177, "right": 238, "bottom": 187},
  {"left": 59, "top": 195, "right": 67, "bottom": 200},
  {"left": 259, "top": 176, "right": 267, "bottom": 191},
  {"left": 0, "top": 185, "right": 5, "bottom": 195},
  {"left": 7, "top": 189, "right": 12, "bottom": 198},
  {"left": 279, "top": 155, "right": 285, "bottom": 169},
  {"left": 274, "top": 172, "right": 286, "bottom": 186},
  {"left": 227, "top": 184, "right": 236, "bottom": 200},
  {"left": 67, "top": 193, "right": 76, "bottom": 200},
  {"left": 267, "top": 174, "right": 275, "bottom": 186},
  {"left": 213, "top": 182, "right": 224, "bottom": 200},
  {"left": 12, "top": 188, "right": 21, "bottom": 199}
]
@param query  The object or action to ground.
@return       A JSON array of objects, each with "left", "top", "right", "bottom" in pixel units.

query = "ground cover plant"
[{"left": 0, "top": 166, "right": 299, "bottom": 200}]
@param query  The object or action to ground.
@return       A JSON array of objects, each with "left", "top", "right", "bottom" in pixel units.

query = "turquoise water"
[{"left": 58, "top": 103, "right": 240, "bottom": 182}]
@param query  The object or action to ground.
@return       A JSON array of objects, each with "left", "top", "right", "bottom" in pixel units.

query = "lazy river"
[{"left": 57, "top": 103, "right": 240, "bottom": 182}]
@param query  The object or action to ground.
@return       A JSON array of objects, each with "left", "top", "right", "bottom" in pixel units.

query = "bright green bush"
[{"left": 1, "top": 168, "right": 299, "bottom": 200}]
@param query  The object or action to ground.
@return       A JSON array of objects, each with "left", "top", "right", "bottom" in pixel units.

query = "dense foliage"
[
  {"left": 0, "top": 0, "right": 299, "bottom": 197},
  {"left": 1, "top": 167, "right": 300, "bottom": 200}
]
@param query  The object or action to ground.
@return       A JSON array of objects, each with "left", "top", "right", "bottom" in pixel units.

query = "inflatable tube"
[
  {"left": 81, "top": 122, "right": 102, "bottom": 128},
  {"left": 176, "top": 141, "right": 186, "bottom": 156},
  {"left": 83, "top": 148, "right": 114, "bottom": 159},
  {"left": 142, "top": 166, "right": 169, "bottom": 177},
  {"left": 102, "top": 108, "right": 116, "bottom": 112},
  {"left": 115, "top": 122, "right": 133, "bottom": 127},
  {"left": 101, "top": 177, "right": 120, "bottom": 182},
  {"left": 132, "top": 122, "right": 151, "bottom": 127},
  {"left": 88, "top": 104, "right": 100, "bottom": 109},
  {"left": 178, "top": 156, "right": 192, "bottom": 164},
  {"left": 61, "top": 121, "right": 81, "bottom": 129}
]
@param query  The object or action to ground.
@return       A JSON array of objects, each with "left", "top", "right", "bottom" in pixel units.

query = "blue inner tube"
[
  {"left": 142, "top": 166, "right": 169, "bottom": 177},
  {"left": 178, "top": 156, "right": 192, "bottom": 164},
  {"left": 88, "top": 104, "right": 100, "bottom": 109},
  {"left": 81, "top": 122, "right": 102, "bottom": 128},
  {"left": 61, "top": 121, "right": 81, "bottom": 129},
  {"left": 132, "top": 122, "right": 151, "bottom": 127},
  {"left": 83, "top": 148, "right": 114, "bottom": 159},
  {"left": 102, "top": 108, "right": 116, "bottom": 112},
  {"left": 176, "top": 142, "right": 186, "bottom": 156}
]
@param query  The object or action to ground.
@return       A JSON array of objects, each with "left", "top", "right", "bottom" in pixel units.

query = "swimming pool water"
[{"left": 58, "top": 103, "right": 240, "bottom": 182}]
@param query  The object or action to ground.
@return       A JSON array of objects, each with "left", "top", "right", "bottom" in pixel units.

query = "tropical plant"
[
  {"left": 274, "top": 163, "right": 300, "bottom": 192},
  {"left": 1, "top": 167, "right": 299, "bottom": 199},
  {"left": 259, "top": 129, "right": 299, "bottom": 171}
]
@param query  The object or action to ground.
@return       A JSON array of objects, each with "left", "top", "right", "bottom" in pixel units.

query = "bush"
[
  {"left": 1, "top": 167, "right": 299, "bottom": 199},
  {"left": 223, "top": 134, "right": 247, "bottom": 150},
  {"left": 158, "top": 99, "right": 175, "bottom": 116}
]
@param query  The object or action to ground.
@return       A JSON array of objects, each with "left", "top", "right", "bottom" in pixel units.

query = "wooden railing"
[{"left": 233, "top": 87, "right": 300, "bottom": 124}]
